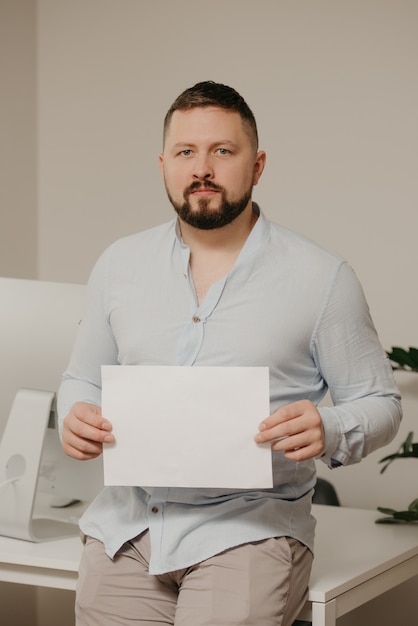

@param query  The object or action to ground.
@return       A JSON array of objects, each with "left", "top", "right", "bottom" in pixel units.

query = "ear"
[
  {"left": 253, "top": 151, "right": 266, "bottom": 186},
  {"left": 158, "top": 153, "right": 164, "bottom": 175}
]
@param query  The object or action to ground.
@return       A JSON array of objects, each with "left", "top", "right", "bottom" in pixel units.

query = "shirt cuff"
[{"left": 317, "top": 406, "right": 341, "bottom": 460}]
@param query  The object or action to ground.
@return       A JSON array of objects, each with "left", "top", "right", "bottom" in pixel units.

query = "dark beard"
[{"left": 167, "top": 181, "right": 252, "bottom": 230}]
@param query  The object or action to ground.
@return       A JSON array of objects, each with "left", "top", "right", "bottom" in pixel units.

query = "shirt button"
[
  {"left": 151, "top": 506, "right": 159, "bottom": 514},
  {"left": 192, "top": 315, "right": 200, "bottom": 323}
]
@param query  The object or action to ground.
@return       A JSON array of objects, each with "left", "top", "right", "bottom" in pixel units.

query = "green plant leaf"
[
  {"left": 387, "top": 346, "right": 418, "bottom": 371},
  {"left": 408, "top": 499, "right": 418, "bottom": 513},
  {"left": 393, "top": 510, "right": 418, "bottom": 521},
  {"left": 379, "top": 448, "right": 406, "bottom": 473},
  {"left": 379, "top": 432, "right": 417, "bottom": 472},
  {"left": 409, "top": 346, "right": 418, "bottom": 363},
  {"left": 402, "top": 432, "right": 414, "bottom": 453},
  {"left": 377, "top": 507, "right": 397, "bottom": 515},
  {"left": 375, "top": 517, "right": 406, "bottom": 524},
  {"left": 376, "top": 500, "right": 418, "bottom": 524}
]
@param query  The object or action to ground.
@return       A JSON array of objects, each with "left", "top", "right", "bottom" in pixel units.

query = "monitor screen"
[{"left": 0, "top": 277, "right": 104, "bottom": 506}]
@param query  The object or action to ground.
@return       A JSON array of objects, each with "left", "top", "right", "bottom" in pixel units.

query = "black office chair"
[
  {"left": 312, "top": 477, "right": 340, "bottom": 506},
  {"left": 292, "top": 478, "right": 340, "bottom": 626}
]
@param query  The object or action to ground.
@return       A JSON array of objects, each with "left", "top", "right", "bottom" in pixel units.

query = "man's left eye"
[{"left": 217, "top": 148, "right": 230, "bottom": 155}]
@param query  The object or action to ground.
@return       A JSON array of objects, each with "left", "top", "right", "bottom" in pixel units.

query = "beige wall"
[
  {"left": 2, "top": 1, "right": 418, "bottom": 624},
  {"left": 0, "top": 0, "right": 37, "bottom": 278}
]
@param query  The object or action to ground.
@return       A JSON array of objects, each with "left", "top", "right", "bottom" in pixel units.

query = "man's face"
[{"left": 159, "top": 107, "right": 265, "bottom": 230}]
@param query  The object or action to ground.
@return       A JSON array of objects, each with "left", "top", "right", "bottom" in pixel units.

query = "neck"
[
  {"left": 179, "top": 203, "right": 258, "bottom": 254},
  {"left": 178, "top": 203, "right": 259, "bottom": 305}
]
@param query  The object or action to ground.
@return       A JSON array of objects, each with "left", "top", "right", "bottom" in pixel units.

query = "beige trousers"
[{"left": 76, "top": 531, "right": 312, "bottom": 626}]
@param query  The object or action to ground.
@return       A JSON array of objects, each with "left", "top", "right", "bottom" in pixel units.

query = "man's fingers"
[
  {"left": 62, "top": 440, "right": 103, "bottom": 461},
  {"left": 254, "top": 400, "right": 325, "bottom": 460},
  {"left": 72, "top": 402, "right": 108, "bottom": 428},
  {"left": 255, "top": 403, "right": 307, "bottom": 443},
  {"left": 62, "top": 401, "right": 114, "bottom": 460},
  {"left": 259, "top": 401, "right": 305, "bottom": 432}
]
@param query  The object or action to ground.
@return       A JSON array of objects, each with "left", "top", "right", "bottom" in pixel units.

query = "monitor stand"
[{"left": 0, "top": 389, "right": 79, "bottom": 542}]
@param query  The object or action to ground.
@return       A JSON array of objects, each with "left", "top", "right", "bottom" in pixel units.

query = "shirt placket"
[{"left": 176, "top": 246, "right": 228, "bottom": 366}]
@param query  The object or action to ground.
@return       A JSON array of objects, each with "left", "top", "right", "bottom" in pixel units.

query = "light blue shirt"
[{"left": 58, "top": 206, "right": 401, "bottom": 575}]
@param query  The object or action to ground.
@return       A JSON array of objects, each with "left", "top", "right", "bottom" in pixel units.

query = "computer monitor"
[{"left": 0, "top": 277, "right": 103, "bottom": 511}]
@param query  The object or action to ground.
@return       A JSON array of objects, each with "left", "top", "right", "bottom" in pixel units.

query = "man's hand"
[
  {"left": 62, "top": 402, "right": 114, "bottom": 460},
  {"left": 254, "top": 400, "right": 325, "bottom": 462}
]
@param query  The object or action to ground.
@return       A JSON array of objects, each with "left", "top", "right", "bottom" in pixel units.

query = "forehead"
[{"left": 164, "top": 106, "right": 250, "bottom": 147}]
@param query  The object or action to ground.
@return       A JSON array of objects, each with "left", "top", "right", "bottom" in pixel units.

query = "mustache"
[{"left": 186, "top": 181, "right": 224, "bottom": 194}]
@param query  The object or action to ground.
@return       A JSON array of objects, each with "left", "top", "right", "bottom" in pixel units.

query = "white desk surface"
[
  {"left": 308, "top": 504, "right": 418, "bottom": 602},
  {"left": 0, "top": 497, "right": 85, "bottom": 590},
  {"left": 0, "top": 502, "right": 417, "bottom": 621}
]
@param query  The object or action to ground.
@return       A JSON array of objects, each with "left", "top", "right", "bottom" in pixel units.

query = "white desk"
[
  {"left": 297, "top": 505, "right": 418, "bottom": 625},
  {"left": 0, "top": 503, "right": 417, "bottom": 626}
]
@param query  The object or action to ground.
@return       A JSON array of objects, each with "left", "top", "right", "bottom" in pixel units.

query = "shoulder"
[
  {"left": 87, "top": 219, "right": 177, "bottom": 286},
  {"left": 106, "top": 219, "right": 177, "bottom": 257},
  {"left": 265, "top": 218, "right": 345, "bottom": 277},
  {"left": 270, "top": 220, "right": 342, "bottom": 260}
]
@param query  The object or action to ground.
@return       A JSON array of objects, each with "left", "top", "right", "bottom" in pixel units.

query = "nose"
[{"left": 192, "top": 153, "right": 214, "bottom": 180}]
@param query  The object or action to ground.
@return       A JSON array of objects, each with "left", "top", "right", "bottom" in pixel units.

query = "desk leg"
[{"left": 311, "top": 599, "right": 336, "bottom": 626}]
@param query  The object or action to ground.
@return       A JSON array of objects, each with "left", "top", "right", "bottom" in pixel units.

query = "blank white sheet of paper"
[{"left": 101, "top": 365, "right": 272, "bottom": 489}]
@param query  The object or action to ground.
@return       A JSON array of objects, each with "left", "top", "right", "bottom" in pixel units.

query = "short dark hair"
[{"left": 163, "top": 81, "right": 259, "bottom": 151}]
